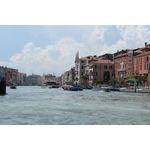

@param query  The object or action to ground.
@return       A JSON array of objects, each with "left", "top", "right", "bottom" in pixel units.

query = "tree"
[
  {"left": 81, "top": 75, "right": 89, "bottom": 86},
  {"left": 92, "top": 80, "right": 100, "bottom": 86}
]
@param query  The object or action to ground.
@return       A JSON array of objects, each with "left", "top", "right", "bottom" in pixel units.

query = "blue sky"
[{"left": 1, "top": 25, "right": 150, "bottom": 76}]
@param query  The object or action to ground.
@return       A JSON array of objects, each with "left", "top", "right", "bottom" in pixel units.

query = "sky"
[{"left": 1, "top": 25, "right": 150, "bottom": 76}]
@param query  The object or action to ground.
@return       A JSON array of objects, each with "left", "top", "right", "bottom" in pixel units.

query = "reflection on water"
[{"left": 0, "top": 86, "right": 150, "bottom": 125}]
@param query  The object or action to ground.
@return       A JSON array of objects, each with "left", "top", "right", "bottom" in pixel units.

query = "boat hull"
[
  {"left": 92, "top": 86, "right": 110, "bottom": 92},
  {"left": 62, "top": 86, "right": 83, "bottom": 91}
]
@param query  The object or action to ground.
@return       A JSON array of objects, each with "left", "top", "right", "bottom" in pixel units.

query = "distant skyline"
[{"left": 1, "top": 25, "right": 150, "bottom": 76}]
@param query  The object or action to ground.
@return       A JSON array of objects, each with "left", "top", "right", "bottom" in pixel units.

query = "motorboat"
[
  {"left": 41, "top": 82, "right": 59, "bottom": 88},
  {"left": 110, "top": 88, "right": 120, "bottom": 91},
  {"left": 82, "top": 86, "right": 93, "bottom": 90},
  {"left": 62, "top": 84, "right": 83, "bottom": 91},
  {"left": 10, "top": 83, "right": 16, "bottom": 89},
  {"left": 92, "top": 85, "right": 110, "bottom": 92}
]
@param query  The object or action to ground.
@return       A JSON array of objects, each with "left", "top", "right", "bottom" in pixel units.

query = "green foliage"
[
  {"left": 123, "top": 75, "right": 138, "bottom": 79},
  {"left": 92, "top": 80, "right": 100, "bottom": 85},
  {"left": 137, "top": 75, "right": 147, "bottom": 83},
  {"left": 81, "top": 75, "right": 89, "bottom": 80},
  {"left": 108, "top": 78, "right": 118, "bottom": 86}
]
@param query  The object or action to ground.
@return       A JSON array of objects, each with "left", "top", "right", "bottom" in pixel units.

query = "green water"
[{"left": 0, "top": 86, "right": 150, "bottom": 125}]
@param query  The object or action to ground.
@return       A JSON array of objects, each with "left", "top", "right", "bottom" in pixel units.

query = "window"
[
  {"left": 133, "top": 66, "right": 134, "bottom": 72},
  {"left": 94, "top": 72, "right": 97, "bottom": 76},
  {"left": 104, "top": 65, "right": 107, "bottom": 69},
  {"left": 144, "top": 64, "right": 146, "bottom": 70},
  {"left": 147, "top": 57, "right": 149, "bottom": 62},
  {"left": 145, "top": 57, "right": 146, "bottom": 63},
  {"left": 129, "top": 55, "right": 131, "bottom": 61},
  {"left": 136, "top": 58, "right": 138, "bottom": 64},
  {"left": 136, "top": 66, "right": 138, "bottom": 71},
  {"left": 109, "top": 66, "right": 112, "bottom": 69},
  {"left": 147, "top": 64, "right": 148, "bottom": 70},
  {"left": 81, "top": 72, "right": 83, "bottom": 75},
  {"left": 140, "top": 58, "right": 142, "bottom": 63},
  {"left": 140, "top": 65, "right": 142, "bottom": 70},
  {"left": 81, "top": 61, "right": 84, "bottom": 63},
  {"left": 95, "top": 65, "right": 97, "bottom": 69},
  {"left": 133, "top": 59, "right": 134, "bottom": 65},
  {"left": 81, "top": 66, "right": 84, "bottom": 69}
]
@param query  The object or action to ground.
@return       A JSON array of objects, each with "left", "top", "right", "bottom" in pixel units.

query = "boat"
[
  {"left": 10, "top": 83, "right": 16, "bottom": 89},
  {"left": 92, "top": 85, "right": 110, "bottom": 92},
  {"left": 110, "top": 88, "right": 120, "bottom": 91},
  {"left": 10, "top": 86, "right": 16, "bottom": 89},
  {"left": 82, "top": 86, "right": 93, "bottom": 90},
  {"left": 48, "top": 85, "right": 59, "bottom": 88},
  {"left": 136, "top": 89, "right": 150, "bottom": 93},
  {"left": 119, "top": 87, "right": 126, "bottom": 92},
  {"left": 41, "top": 82, "right": 59, "bottom": 88},
  {"left": 62, "top": 84, "right": 83, "bottom": 91}
]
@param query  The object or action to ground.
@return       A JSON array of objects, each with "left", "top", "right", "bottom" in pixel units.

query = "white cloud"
[
  {"left": 84, "top": 25, "right": 150, "bottom": 56},
  {"left": 1, "top": 25, "right": 150, "bottom": 76},
  {"left": 4, "top": 37, "right": 89, "bottom": 76}
]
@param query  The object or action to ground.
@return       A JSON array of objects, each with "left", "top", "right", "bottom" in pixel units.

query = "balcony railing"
[{"left": 116, "top": 68, "right": 126, "bottom": 72}]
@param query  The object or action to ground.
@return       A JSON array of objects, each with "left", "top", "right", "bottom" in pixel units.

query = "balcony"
[{"left": 116, "top": 68, "right": 126, "bottom": 72}]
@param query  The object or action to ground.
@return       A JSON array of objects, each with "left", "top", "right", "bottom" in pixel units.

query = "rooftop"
[{"left": 92, "top": 59, "right": 114, "bottom": 64}]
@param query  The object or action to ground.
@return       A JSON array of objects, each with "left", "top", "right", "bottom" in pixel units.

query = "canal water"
[{"left": 0, "top": 86, "right": 150, "bottom": 125}]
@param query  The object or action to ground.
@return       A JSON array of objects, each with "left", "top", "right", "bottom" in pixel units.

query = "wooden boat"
[
  {"left": 10, "top": 86, "right": 16, "bottom": 89},
  {"left": 41, "top": 82, "right": 59, "bottom": 88},
  {"left": 62, "top": 84, "right": 83, "bottom": 91}
]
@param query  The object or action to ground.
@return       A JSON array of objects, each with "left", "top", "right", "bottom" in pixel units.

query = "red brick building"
[
  {"left": 92, "top": 59, "right": 114, "bottom": 84},
  {"left": 7, "top": 68, "right": 18, "bottom": 85},
  {"left": 114, "top": 49, "right": 142, "bottom": 79},
  {"left": 133, "top": 42, "right": 150, "bottom": 84}
]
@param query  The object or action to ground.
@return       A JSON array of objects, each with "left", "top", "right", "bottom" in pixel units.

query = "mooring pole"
[
  {"left": 135, "top": 77, "right": 136, "bottom": 93},
  {"left": 0, "top": 78, "right": 6, "bottom": 95}
]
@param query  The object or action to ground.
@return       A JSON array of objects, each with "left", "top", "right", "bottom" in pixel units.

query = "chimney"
[{"left": 145, "top": 42, "right": 147, "bottom": 47}]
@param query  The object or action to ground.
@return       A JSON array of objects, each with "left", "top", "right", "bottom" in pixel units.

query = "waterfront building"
[
  {"left": 92, "top": 59, "right": 114, "bottom": 84},
  {"left": 98, "top": 53, "right": 113, "bottom": 61},
  {"left": 60, "top": 73, "right": 66, "bottom": 86},
  {"left": 114, "top": 49, "right": 142, "bottom": 79},
  {"left": 133, "top": 42, "right": 150, "bottom": 85},
  {"left": 17, "top": 72, "right": 26, "bottom": 86},
  {"left": 74, "top": 51, "right": 98, "bottom": 85},
  {"left": 43, "top": 73, "right": 56, "bottom": 84},
  {"left": 6, "top": 68, "right": 18, "bottom": 85},
  {"left": 55, "top": 76, "right": 61, "bottom": 85},
  {"left": 27, "top": 74, "right": 42, "bottom": 86},
  {"left": 68, "top": 67, "right": 75, "bottom": 83}
]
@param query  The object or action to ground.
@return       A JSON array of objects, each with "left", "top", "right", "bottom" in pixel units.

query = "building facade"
[
  {"left": 92, "top": 59, "right": 114, "bottom": 84},
  {"left": 74, "top": 51, "right": 98, "bottom": 85},
  {"left": 114, "top": 49, "right": 142, "bottom": 79},
  {"left": 17, "top": 73, "right": 26, "bottom": 85},
  {"left": 133, "top": 43, "right": 150, "bottom": 85},
  {"left": 27, "top": 74, "right": 42, "bottom": 86},
  {"left": 6, "top": 68, "right": 18, "bottom": 85}
]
